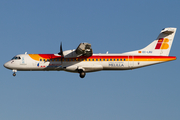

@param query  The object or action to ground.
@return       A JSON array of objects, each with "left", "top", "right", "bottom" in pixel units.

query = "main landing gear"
[
  {"left": 12, "top": 69, "right": 17, "bottom": 77},
  {"left": 79, "top": 70, "right": 86, "bottom": 78}
]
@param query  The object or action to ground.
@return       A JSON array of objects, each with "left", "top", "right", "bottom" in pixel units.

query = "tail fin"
[{"left": 122, "top": 27, "right": 177, "bottom": 56}]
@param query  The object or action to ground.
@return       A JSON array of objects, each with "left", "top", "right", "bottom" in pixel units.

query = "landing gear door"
[{"left": 128, "top": 55, "right": 134, "bottom": 68}]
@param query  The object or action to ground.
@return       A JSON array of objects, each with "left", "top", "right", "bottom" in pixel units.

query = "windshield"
[{"left": 11, "top": 56, "right": 21, "bottom": 60}]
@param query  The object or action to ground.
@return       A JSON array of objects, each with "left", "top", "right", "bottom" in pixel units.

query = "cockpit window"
[{"left": 11, "top": 56, "right": 21, "bottom": 60}]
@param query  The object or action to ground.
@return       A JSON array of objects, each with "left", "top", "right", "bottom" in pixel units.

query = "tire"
[
  {"left": 13, "top": 73, "right": 16, "bottom": 76},
  {"left": 79, "top": 71, "right": 86, "bottom": 78}
]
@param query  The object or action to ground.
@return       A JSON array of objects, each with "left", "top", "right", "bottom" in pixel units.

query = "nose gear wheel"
[{"left": 13, "top": 73, "right": 16, "bottom": 76}]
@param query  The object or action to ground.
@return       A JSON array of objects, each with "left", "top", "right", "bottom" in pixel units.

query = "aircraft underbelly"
[{"left": 15, "top": 59, "right": 168, "bottom": 72}]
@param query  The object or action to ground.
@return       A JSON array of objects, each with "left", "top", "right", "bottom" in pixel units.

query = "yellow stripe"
[
  {"left": 29, "top": 54, "right": 43, "bottom": 61},
  {"left": 29, "top": 54, "right": 176, "bottom": 62}
]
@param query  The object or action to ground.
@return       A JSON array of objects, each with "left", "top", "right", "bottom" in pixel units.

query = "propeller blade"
[
  {"left": 60, "top": 42, "right": 63, "bottom": 56},
  {"left": 58, "top": 42, "right": 63, "bottom": 63},
  {"left": 58, "top": 42, "right": 63, "bottom": 55}
]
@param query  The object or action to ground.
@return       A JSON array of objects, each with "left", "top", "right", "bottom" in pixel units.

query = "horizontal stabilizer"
[{"left": 161, "top": 28, "right": 175, "bottom": 34}]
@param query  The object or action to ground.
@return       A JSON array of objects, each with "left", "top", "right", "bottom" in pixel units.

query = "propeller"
[{"left": 58, "top": 42, "right": 64, "bottom": 63}]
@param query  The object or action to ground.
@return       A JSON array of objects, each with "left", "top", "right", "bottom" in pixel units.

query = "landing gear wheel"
[
  {"left": 79, "top": 71, "right": 86, "bottom": 78},
  {"left": 13, "top": 73, "right": 16, "bottom": 76}
]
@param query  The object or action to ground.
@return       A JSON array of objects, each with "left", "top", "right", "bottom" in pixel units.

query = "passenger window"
[
  {"left": 40, "top": 59, "right": 42, "bottom": 61},
  {"left": 124, "top": 59, "right": 126, "bottom": 61}
]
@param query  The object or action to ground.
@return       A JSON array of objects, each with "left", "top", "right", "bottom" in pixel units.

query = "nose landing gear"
[
  {"left": 13, "top": 73, "right": 16, "bottom": 76},
  {"left": 12, "top": 69, "right": 17, "bottom": 77}
]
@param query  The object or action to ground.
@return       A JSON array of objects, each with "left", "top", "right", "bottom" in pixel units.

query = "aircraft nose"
[{"left": 4, "top": 62, "right": 10, "bottom": 69}]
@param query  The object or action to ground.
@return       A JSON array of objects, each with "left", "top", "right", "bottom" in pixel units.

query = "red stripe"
[{"left": 39, "top": 54, "right": 61, "bottom": 59}]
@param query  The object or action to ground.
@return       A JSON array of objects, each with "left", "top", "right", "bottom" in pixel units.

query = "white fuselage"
[{"left": 4, "top": 54, "right": 176, "bottom": 73}]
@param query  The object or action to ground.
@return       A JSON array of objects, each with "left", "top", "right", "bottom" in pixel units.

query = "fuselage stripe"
[{"left": 28, "top": 54, "right": 176, "bottom": 62}]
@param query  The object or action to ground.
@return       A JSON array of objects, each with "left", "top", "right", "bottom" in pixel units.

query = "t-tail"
[{"left": 122, "top": 27, "right": 177, "bottom": 56}]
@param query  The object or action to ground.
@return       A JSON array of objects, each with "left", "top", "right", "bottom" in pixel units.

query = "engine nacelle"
[
  {"left": 62, "top": 43, "right": 93, "bottom": 58},
  {"left": 63, "top": 50, "right": 77, "bottom": 58},
  {"left": 76, "top": 43, "right": 93, "bottom": 57}
]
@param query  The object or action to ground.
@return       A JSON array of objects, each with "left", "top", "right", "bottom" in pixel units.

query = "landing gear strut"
[{"left": 79, "top": 70, "right": 86, "bottom": 78}]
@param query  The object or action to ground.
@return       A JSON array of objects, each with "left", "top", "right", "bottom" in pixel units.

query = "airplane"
[{"left": 4, "top": 27, "right": 177, "bottom": 78}]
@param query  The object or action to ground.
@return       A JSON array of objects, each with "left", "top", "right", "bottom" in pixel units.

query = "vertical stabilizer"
[{"left": 122, "top": 27, "right": 177, "bottom": 56}]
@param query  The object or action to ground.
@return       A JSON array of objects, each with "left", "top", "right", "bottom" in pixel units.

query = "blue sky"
[{"left": 1, "top": 0, "right": 180, "bottom": 120}]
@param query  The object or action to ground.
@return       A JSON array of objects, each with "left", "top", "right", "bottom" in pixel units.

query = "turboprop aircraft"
[{"left": 4, "top": 27, "right": 177, "bottom": 78}]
